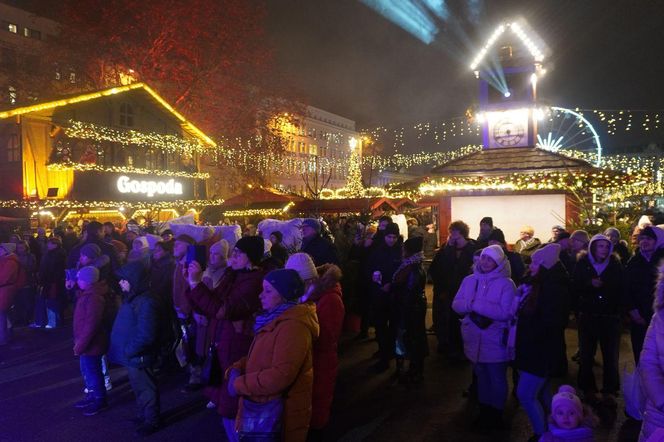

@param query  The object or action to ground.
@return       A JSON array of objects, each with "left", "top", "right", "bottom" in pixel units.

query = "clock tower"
[{"left": 471, "top": 20, "right": 548, "bottom": 149}]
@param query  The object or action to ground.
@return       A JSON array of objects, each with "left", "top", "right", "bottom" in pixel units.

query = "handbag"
[
  {"left": 469, "top": 311, "right": 493, "bottom": 329},
  {"left": 201, "top": 343, "right": 222, "bottom": 385},
  {"left": 238, "top": 397, "right": 284, "bottom": 440}
]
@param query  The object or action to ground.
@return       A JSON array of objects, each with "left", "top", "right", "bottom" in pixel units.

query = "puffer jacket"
[
  {"left": 187, "top": 267, "right": 264, "bottom": 418},
  {"left": 639, "top": 311, "right": 664, "bottom": 441},
  {"left": 73, "top": 281, "right": 110, "bottom": 356},
  {"left": 571, "top": 242, "right": 624, "bottom": 316},
  {"left": 0, "top": 253, "right": 21, "bottom": 311},
  {"left": 233, "top": 303, "right": 320, "bottom": 442},
  {"left": 307, "top": 264, "right": 345, "bottom": 429},
  {"left": 452, "top": 259, "right": 516, "bottom": 363}
]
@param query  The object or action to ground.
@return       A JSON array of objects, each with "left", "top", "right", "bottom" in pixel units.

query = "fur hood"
[{"left": 306, "top": 264, "right": 342, "bottom": 303}]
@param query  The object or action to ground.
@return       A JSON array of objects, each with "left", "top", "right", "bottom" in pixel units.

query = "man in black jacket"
[
  {"left": 300, "top": 218, "right": 339, "bottom": 266},
  {"left": 624, "top": 226, "right": 664, "bottom": 363},
  {"left": 428, "top": 220, "right": 476, "bottom": 358},
  {"left": 68, "top": 222, "right": 120, "bottom": 271}
]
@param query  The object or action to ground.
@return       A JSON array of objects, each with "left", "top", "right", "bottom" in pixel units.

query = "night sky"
[{"left": 266, "top": 0, "right": 664, "bottom": 132}]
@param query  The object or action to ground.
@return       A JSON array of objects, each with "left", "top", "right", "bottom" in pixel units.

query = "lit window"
[
  {"left": 8, "top": 86, "right": 16, "bottom": 104},
  {"left": 119, "top": 103, "right": 134, "bottom": 127},
  {"left": 7, "top": 133, "right": 19, "bottom": 162},
  {"left": 69, "top": 71, "right": 76, "bottom": 83},
  {"left": 23, "top": 27, "right": 29, "bottom": 37},
  {"left": 8, "top": 23, "right": 17, "bottom": 33}
]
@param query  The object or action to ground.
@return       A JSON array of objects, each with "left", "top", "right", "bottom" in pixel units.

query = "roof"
[
  {"left": 430, "top": 147, "right": 600, "bottom": 177},
  {"left": 470, "top": 19, "right": 547, "bottom": 70},
  {"left": 221, "top": 188, "right": 303, "bottom": 209},
  {"left": 0, "top": 83, "right": 216, "bottom": 146},
  {"left": 292, "top": 197, "right": 415, "bottom": 214}
]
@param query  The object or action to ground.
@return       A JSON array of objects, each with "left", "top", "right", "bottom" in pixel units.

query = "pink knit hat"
[{"left": 552, "top": 385, "right": 582, "bottom": 415}]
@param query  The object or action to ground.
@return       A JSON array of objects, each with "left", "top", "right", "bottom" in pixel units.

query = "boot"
[{"left": 472, "top": 404, "right": 490, "bottom": 430}]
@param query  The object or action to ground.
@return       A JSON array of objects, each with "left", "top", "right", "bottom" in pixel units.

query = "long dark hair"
[{"left": 520, "top": 267, "right": 546, "bottom": 316}]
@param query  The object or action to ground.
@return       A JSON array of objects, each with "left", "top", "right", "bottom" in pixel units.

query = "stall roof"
[
  {"left": 221, "top": 188, "right": 303, "bottom": 209},
  {"left": 292, "top": 197, "right": 416, "bottom": 215}
]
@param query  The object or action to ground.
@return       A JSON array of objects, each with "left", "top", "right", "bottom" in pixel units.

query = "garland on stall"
[
  {"left": 46, "top": 162, "right": 210, "bottom": 179},
  {"left": 0, "top": 199, "right": 224, "bottom": 211}
]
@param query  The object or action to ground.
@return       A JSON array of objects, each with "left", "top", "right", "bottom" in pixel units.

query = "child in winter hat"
[{"left": 540, "top": 385, "right": 597, "bottom": 442}]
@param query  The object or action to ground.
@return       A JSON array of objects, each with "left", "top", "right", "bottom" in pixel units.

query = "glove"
[{"left": 227, "top": 368, "right": 240, "bottom": 397}]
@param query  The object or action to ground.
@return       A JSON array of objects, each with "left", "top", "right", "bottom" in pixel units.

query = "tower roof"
[{"left": 470, "top": 19, "right": 548, "bottom": 71}]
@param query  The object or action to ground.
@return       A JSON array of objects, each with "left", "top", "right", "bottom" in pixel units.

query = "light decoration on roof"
[
  {"left": 470, "top": 20, "right": 546, "bottom": 70},
  {"left": 0, "top": 199, "right": 224, "bottom": 211},
  {"left": 46, "top": 162, "right": 210, "bottom": 179}
]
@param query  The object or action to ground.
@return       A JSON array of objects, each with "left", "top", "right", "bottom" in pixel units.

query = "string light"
[
  {"left": 46, "top": 162, "right": 210, "bottom": 179},
  {"left": 0, "top": 199, "right": 225, "bottom": 211}
]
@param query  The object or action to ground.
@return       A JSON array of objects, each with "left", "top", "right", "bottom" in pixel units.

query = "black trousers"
[
  {"left": 127, "top": 366, "right": 160, "bottom": 425},
  {"left": 577, "top": 314, "right": 620, "bottom": 395},
  {"left": 630, "top": 321, "right": 649, "bottom": 364},
  {"left": 372, "top": 292, "right": 395, "bottom": 362}
]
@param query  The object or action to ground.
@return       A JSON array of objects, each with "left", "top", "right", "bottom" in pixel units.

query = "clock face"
[{"left": 493, "top": 119, "right": 525, "bottom": 147}]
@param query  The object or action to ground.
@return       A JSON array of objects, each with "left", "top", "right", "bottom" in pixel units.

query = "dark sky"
[{"left": 266, "top": 0, "right": 664, "bottom": 130}]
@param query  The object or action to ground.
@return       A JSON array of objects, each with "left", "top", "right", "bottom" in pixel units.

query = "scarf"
[
  {"left": 548, "top": 422, "right": 593, "bottom": 440},
  {"left": 392, "top": 251, "right": 424, "bottom": 283},
  {"left": 253, "top": 301, "right": 297, "bottom": 333}
]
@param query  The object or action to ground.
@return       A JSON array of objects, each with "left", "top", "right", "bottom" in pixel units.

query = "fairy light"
[{"left": 46, "top": 162, "right": 210, "bottom": 179}]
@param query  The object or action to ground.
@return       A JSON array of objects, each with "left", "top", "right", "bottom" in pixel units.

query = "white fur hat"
[
  {"left": 531, "top": 243, "right": 561, "bottom": 269},
  {"left": 285, "top": 252, "right": 317, "bottom": 281}
]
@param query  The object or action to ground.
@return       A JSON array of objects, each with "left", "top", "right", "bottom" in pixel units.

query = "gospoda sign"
[
  {"left": 116, "top": 175, "right": 183, "bottom": 197},
  {"left": 70, "top": 172, "right": 195, "bottom": 201}
]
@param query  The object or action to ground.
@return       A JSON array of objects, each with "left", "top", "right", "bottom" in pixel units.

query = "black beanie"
[
  {"left": 384, "top": 222, "right": 400, "bottom": 236},
  {"left": 639, "top": 226, "right": 658, "bottom": 241},
  {"left": 235, "top": 236, "right": 265, "bottom": 265},
  {"left": 404, "top": 236, "right": 423, "bottom": 254},
  {"left": 487, "top": 228, "right": 506, "bottom": 245}
]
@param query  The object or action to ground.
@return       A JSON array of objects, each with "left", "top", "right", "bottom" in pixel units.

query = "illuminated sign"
[
  {"left": 116, "top": 175, "right": 183, "bottom": 198},
  {"left": 486, "top": 108, "right": 531, "bottom": 148}
]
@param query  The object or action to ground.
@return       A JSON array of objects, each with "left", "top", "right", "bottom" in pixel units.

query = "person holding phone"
[{"left": 185, "top": 236, "right": 264, "bottom": 442}]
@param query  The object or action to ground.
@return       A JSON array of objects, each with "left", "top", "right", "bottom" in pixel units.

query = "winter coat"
[
  {"left": 515, "top": 237, "right": 542, "bottom": 260},
  {"left": 624, "top": 249, "right": 664, "bottom": 321},
  {"left": 149, "top": 254, "right": 175, "bottom": 308},
  {"left": 638, "top": 310, "right": 664, "bottom": 441},
  {"left": 0, "top": 253, "right": 21, "bottom": 311},
  {"left": 571, "top": 252, "right": 624, "bottom": 316},
  {"left": 233, "top": 303, "right": 320, "bottom": 442},
  {"left": 452, "top": 260, "right": 516, "bottom": 363},
  {"left": 392, "top": 260, "right": 428, "bottom": 361},
  {"left": 38, "top": 247, "right": 66, "bottom": 300},
  {"left": 187, "top": 267, "right": 264, "bottom": 418},
  {"left": 108, "top": 261, "right": 161, "bottom": 368},
  {"left": 367, "top": 239, "right": 403, "bottom": 297},
  {"left": 614, "top": 241, "right": 632, "bottom": 266},
  {"left": 73, "top": 281, "right": 110, "bottom": 356},
  {"left": 270, "top": 243, "right": 289, "bottom": 267},
  {"left": 301, "top": 235, "right": 339, "bottom": 267},
  {"left": 173, "top": 259, "right": 193, "bottom": 317},
  {"left": 67, "top": 238, "right": 120, "bottom": 270},
  {"left": 17, "top": 252, "right": 37, "bottom": 287},
  {"left": 429, "top": 239, "right": 477, "bottom": 298},
  {"left": 514, "top": 262, "right": 569, "bottom": 377},
  {"left": 307, "top": 264, "right": 345, "bottom": 429},
  {"left": 506, "top": 249, "right": 526, "bottom": 286}
]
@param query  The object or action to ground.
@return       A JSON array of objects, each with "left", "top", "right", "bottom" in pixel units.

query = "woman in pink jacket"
[
  {"left": 0, "top": 243, "right": 22, "bottom": 345},
  {"left": 639, "top": 265, "right": 664, "bottom": 441},
  {"left": 452, "top": 245, "right": 516, "bottom": 429}
]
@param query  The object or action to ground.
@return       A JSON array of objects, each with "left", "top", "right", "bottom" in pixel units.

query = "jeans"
[
  {"left": 222, "top": 416, "right": 240, "bottom": 442},
  {"left": 127, "top": 366, "right": 160, "bottom": 426},
  {"left": 517, "top": 370, "right": 552, "bottom": 435},
  {"left": 474, "top": 362, "right": 508, "bottom": 410},
  {"left": 0, "top": 310, "right": 9, "bottom": 345},
  {"left": 80, "top": 355, "right": 106, "bottom": 400},
  {"left": 578, "top": 314, "right": 621, "bottom": 394}
]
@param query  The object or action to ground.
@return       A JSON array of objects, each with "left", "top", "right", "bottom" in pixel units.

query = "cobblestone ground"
[{"left": 0, "top": 286, "right": 643, "bottom": 442}]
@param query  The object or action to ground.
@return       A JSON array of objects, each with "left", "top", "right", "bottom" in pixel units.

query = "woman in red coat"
[
  {"left": 186, "top": 236, "right": 265, "bottom": 442},
  {"left": 286, "top": 253, "right": 345, "bottom": 436},
  {"left": 0, "top": 243, "right": 22, "bottom": 345}
]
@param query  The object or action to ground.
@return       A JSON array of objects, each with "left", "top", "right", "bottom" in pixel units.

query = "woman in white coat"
[
  {"left": 639, "top": 266, "right": 664, "bottom": 441},
  {"left": 453, "top": 245, "right": 516, "bottom": 429}
]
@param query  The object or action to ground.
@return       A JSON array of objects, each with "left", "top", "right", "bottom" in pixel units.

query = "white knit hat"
[
  {"left": 531, "top": 243, "right": 561, "bottom": 269},
  {"left": 285, "top": 252, "right": 318, "bottom": 281},
  {"left": 480, "top": 244, "right": 505, "bottom": 265},
  {"left": 552, "top": 385, "right": 582, "bottom": 416}
]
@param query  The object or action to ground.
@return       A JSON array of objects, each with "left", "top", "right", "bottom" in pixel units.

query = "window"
[
  {"left": 119, "top": 103, "right": 134, "bottom": 127},
  {"left": 145, "top": 149, "right": 157, "bottom": 169},
  {"left": 7, "top": 133, "right": 19, "bottom": 162},
  {"left": 8, "top": 86, "right": 16, "bottom": 104},
  {"left": 23, "top": 27, "right": 29, "bottom": 37},
  {"left": 1, "top": 47, "right": 16, "bottom": 70},
  {"left": 7, "top": 23, "right": 17, "bottom": 33},
  {"left": 69, "top": 71, "right": 76, "bottom": 83},
  {"left": 30, "top": 30, "right": 41, "bottom": 40}
]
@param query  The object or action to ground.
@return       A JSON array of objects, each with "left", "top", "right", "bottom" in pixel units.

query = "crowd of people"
[{"left": 2, "top": 213, "right": 664, "bottom": 441}]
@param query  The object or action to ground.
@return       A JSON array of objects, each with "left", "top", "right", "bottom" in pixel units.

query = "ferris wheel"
[{"left": 535, "top": 106, "right": 603, "bottom": 166}]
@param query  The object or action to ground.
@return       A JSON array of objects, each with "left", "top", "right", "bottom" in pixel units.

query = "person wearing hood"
[
  {"left": 300, "top": 219, "right": 339, "bottom": 267},
  {"left": 624, "top": 226, "right": 664, "bottom": 363},
  {"left": 637, "top": 266, "right": 664, "bottom": 441},
  {"left": 392, "top": 236, "right": 428, "bottom": 384},
  {"left": 228, "top": 269, "right": 320, "bottom": 442},
  {"left": 571, "top": 234, "right": 624, "bottom": 404},
  {"left": 286, "top": 253, "right": 344, "bottom": 435},
  {"left": 72, "top": 266, "right": 110, "bottom": 416},
  {"left": 367, "top": 222, "right": 403, "bottom": 373},
  {"left": 186, "top": 235, "right": 264, "bottom": 442},
  {"left": 0, "top": 243, "right": 22, "bottom": 345},
  {"left": 513, "top": 244, "right": 570, "bottom": 440},
  {"left": 453, "top": 245, "right": 516, "bottom": 429},
  {"left": 108, "top": 260, "right": 163, "bottom": 437},
  {"left": 604, "top": 227, "right": 632, "bottom": 265}
]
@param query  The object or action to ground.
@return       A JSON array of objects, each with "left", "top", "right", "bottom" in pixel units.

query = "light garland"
[
  {"left": 0, "top": 199, "right": 225, "bottom": 211},
  {"left": 64, "top": 120, "right": 209, "bottom": 155},
  {"left": 222, "top": 204, "right": 293, "bottom": 218},
  {"left": 46, "top": 161, "right": 210, "bottom": 179}
]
